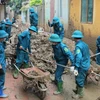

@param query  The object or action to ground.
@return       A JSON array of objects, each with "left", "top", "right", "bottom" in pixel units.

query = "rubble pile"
[
  {"left": 5, "top": 19, "right": 30, "bottom": 56},
  {"left": 28, "top": 71, "right": 38, "bottom": 76},
  {"left": 4, "top": 19, "right": 100, "bottom": 78},
  {"left": 29, "top": 33, "right": 55, "bottom": 70}
]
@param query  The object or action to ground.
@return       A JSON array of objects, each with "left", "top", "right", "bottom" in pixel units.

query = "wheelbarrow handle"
[
  {"left": 13, "top": 64, "right": 21, "bottom": 72},
  {"left": 13, "top": 64, "right": 30, "bottom": 78}
]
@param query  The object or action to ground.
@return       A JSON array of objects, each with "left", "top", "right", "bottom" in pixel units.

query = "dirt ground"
[
  {"left": 1, "top": 69, "right": 100, "bottom": 100},
  {"left": 62, "top": 74, "right": 100, "bottom": 100},
  {"left": 3, "top": 69, "right": 64, "bottom": 100}
]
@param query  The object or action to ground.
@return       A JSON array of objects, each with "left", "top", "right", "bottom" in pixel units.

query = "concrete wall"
[
  {"left": 44, "top": 0, "right": 50, "bottom": 31},
  {"left": 0, "top": 5, "right": 5, "bottom": 20},
  {"left": 37, "top": 0, "right": 55, "bottom": 30},
  {"left": 37, "top": 2, "right": 45, "bottom": 28},
  {"left": 50, "top": 0, "right": 55, "bottom": 21},
  {"left": 54, "top": 0, "right": 70, "bottom": 37},
  {"left": 21, "top": 10, "right": 29, "bottom": 24},
  {"left": 69, "top": 0, "right": 100, "bottom": 52}
]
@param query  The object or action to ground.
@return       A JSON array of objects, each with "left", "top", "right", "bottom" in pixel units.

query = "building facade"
[
  {"left": 69, "top": 0, "right": 100, "bottom": 52},
  {"left": 54, "top": 0, "right": 70, "bottom": 36}
]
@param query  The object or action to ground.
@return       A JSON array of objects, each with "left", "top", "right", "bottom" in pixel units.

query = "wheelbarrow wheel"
[{"left": 37, "top": 91, "right": 46, "bottom": 100}]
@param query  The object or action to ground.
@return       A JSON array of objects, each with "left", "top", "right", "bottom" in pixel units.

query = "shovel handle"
[
  {"left": 21, "top": 48, "right": 31, "bottom": 55},
  {"left": 90, "top": 52, "right": 100, "bottom": 58}
]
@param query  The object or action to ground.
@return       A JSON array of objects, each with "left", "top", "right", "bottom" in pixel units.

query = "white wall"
[
  {"left": 54, "top": 0, "right": 69, "bottom": 32},
  {"left": 21, "top": 10, "right": 29, "bottom": 24},
  {"left": 21, "top": 11, "right": 26, "bottom": 23}
]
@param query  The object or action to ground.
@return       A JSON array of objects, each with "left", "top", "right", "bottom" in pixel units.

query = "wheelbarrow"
[{"left": 14, "top": 64, "right": 50, "bottom": 100}]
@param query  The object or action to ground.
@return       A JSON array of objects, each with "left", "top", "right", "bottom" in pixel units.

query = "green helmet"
[
  {"left": 0, "top": 30, "right": 8, "bottom": 38},
  {"left": 5, "top": 21, "right": 12, "bottom": 26},
  {"left": 29, "top": 8, "right": 35, "bottom": 13},
  {"left": 72, "top": 30, "right": 84, "bottom": 38},
  {"left": 53, "top": 17, "right": 59, "bottom": 24},
  {"left": 29, "top": 26, "right": 37, "bottom": 32},
  {"left": 49, "top": 34, "right": 61, "bottom": 42}
]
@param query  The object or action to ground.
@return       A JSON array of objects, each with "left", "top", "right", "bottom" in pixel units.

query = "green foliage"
[
  {"left": 20, "top": 4, "right": 29, "bottom": 11},
  {"left": 29, "top": 0, "right": 42, "bottom": 6},
  {"left": 8, "top": 0, "right": 26, "bottom": 13}
]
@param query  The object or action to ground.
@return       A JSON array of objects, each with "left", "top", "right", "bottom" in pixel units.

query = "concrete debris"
[{"left": 5, "top": 19, "right": 100, "bottom": 80}]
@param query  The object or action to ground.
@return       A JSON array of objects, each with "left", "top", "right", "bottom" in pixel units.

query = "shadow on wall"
[
  {"left": 67, "top": 19, "right": 97, "bottom": 53},
  {"left": 81, "top": 25, "right": 97, "bottom": 53},
  {"left": 83, "top": 36, "right": 97, "bottom": 53},
  {"left": 66, "top": 19, "right": 76, "bottom": 38}
]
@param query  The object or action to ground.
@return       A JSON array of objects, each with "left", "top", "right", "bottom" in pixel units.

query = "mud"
[
  {"left": 4, "top": 19, "right": 100, "bottom": 100},
  {"left": 62, "top": 74, "right": 100, "bottom": 100}
]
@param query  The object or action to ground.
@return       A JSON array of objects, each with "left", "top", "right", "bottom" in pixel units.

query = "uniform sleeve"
[
  {"left": 30, "top": 15, "right": 32, "bottom": 25},
  {"left": 74, "top": 47, "right": 82, "bottom": 70},
  {"left": 18, "top": 31, "right": 27, "bottom": 47},
  {"left": 63, "top": 47, "right": 74, "bottom": 65},
  {"left": 48, "top": 21, "right": 53, "bottom": 27},
  {"left": 30, "top": 14, "right": 34, "bottom": 25}
]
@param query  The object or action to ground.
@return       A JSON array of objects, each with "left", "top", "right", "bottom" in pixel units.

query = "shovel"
[
  {"left": 21, "top": 48, "right": 70, "bottom": 68},
  {"left": 39, "top": 58, "right": 70, "bottom": 68},
  {"left": 90, "top": 52, "right": 100, "bottom": 58}
]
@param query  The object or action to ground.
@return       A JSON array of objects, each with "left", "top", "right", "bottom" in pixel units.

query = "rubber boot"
[
  {"left": 53, "top": 81, "right": 63, "bottom": 95},
  {"left": 13, "top": 69, "right": 19, "bottom": 79},
  {"left": 77, "top": 87, "right": 84, "bottom": 98},
  {"left": 0, "top": 89, "right": 8, "bottom": 98},
  {"left": 24, "top": 63, "right": 29, "bottom": 68},
  {"left": 72, "top": 87, "right": 83, "bottom": 99}
]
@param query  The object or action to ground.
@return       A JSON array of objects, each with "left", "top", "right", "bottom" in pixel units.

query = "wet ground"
[
  {"left": 2, "top": 70, "right": 64, "bottom": 100},
  {"left": 62, "top": 74, "right": 100, "bottom": 100},
  {"left": 1, "top": 70, "right": 100, "bottom": 100}
]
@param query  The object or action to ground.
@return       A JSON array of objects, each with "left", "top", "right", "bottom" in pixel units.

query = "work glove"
[
  {"left": 70, "top": 66, "right": 74, "bottom": 72},
  {"left": 19, "top": 46, "right": 23, "bottom": 49},
  {"left": 15, "top": 24, "right": 18, "bottom": 28},
  {"left": 74, "top": 70, "right": 78, "bottom": 76},
  {"left": 29, "top": 53, "right": 33, "bottom": 56}
]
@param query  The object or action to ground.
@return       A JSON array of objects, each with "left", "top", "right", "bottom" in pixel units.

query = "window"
[{"left": 81, "top": 0, "right": 93, "bottom": 23}]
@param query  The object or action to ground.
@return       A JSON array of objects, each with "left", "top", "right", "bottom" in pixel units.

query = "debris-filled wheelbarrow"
[{"left": 14, "top": 64, "right": 50, "bottom": 100}]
